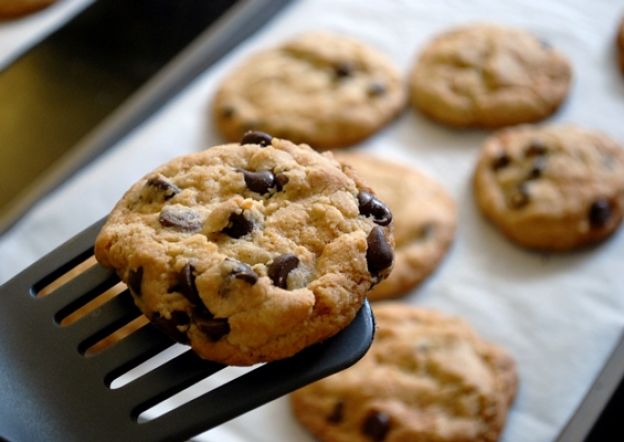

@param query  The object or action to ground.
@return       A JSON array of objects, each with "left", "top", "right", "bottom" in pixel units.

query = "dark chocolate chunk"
[
  {"left": 327, "top": 400, "right": 344, "bottom": 424},
  {"left": 491, "top": 152, "right": 511, "bottom": 171},
  {"left": 170, "top": 310, "right": 191, "bottom": 326},
  {"left": 268, "top": 253, "right": 300, "bottom": 289},
  {"left": 334, "top": 61, "right": 354, "bottom": 78},
  {"left": 588, "top": 199, "right": 612, "bottom": 228},
  {"left": 150, "top": 312, "right": 189, "bottom": 344},
  {"left": 358, "top": 191, "right": 393, "bottom": 226},
  {"left": 159, "top": 206, "right": 202, "bottom": 232},
  {"left": 221, "top": 106, "right": 235, "bottom": 119},
  {"left": 508, "top": 183, "right": 530, "bottom": 209},
  {"left": 361, "top": 410, "right": 391, "bottom": 442},
  {"left": 127, "top": 267, "right": 143, "bottom": 297},
  {"left": 177, "top": 263, "right": 202, "bottom": 305},
  {"left": 366, "top": 226, "right": 393, "bottom": 279},
  {"left": 222, "top": 212, "right": 254, "bottom": 238},
  {"left": 146, "top": 176, "right": 180, "bottom": 200},
  {"left": 241, "top": 130, "right": 273, "bottom": 147},
  {"left": 275, "top": 173, "right": 289, "bottom": 191},
  {"left": 367, "top": 81, "right": 386, "bottom": 97},
  {"left": 230, "top": 260, "right": 258, "bottom": 285},
  {"left": 527, "top": 156, "right": 547, "bottom": 180},
  {"left": 241, "top": 170, "right": 276, "bottom": 194},
  {"left": 525, "top": 140, "right": 548, "bottom": 157},
  {"left": 195, "top": 314, "right": 230, "bottom": 342}
]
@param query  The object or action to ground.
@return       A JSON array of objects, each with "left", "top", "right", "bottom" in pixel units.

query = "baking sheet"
[{"left": 1, "top": 1, "right": 624, "bottom": 441}]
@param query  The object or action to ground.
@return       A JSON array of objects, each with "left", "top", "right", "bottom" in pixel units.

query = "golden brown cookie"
[
  {"left": 0, "top": 0, "right": 55, "bottom": 18},
  {"left": 95, "top": 132, "right": 395, "bottom": 366},
  {"left": 617, "top": 18, "right": 624, "bottom": 73},
  {"left": 474, "top": 124, "right": 624, "bottom": 251},
  {"left": 213, "top": 31, "right": 406, "bottom": 149},
  {"left": 410, "top": 23, "right": 572, "bottom": 128},
  {"left": 336, "top": 152, "right": 455, "bottom": 300},
  {"left": 291, "top": 303, "right": 518, "bottom": 442}
]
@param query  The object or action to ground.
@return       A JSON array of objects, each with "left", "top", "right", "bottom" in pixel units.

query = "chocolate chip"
[
  {"left": 268, "top": 254, "right": 300, "bottom": 289},
  {"left": 150, "top": 312, "right": 189, "bottom": 344},
  {"left": 127, "top": 267, "right": 143, "bottom": 297},
  {"left": 222, "top": 212, "right": 253, "bottom": 238},
  {"left": 176, "top": 263, "right": 202, "bottom": 305},
  {"left": 170, "top": 311, "right": 190, "bottom": 326},
  {"left": 361, "top": 410, "right": 391, "bottom": 442},
  {"left": 275, "top": 173, "right": 289, "bottom": 191},
  {"left": 527, "top": 156, "right": 547, "bottom": 180},
  {"left": 589, "top": 199, "right": 612, "bottom": 228},
  {"left": 146, "top": 176, "right": 180, "bottom": 200},
  {"left": 241, "top": 130, "right": 272, "bottom": 147},
  {"left": 221, "top": 106, "right": 235, "bottom": 119},
  {"left": 508, "top": 183, "right": 530, "bottom": 209},
  {"left": 334, "top": 61, "right": 354, "bottom": 79},
  {"left": 367, "top": 81, "right": 386, "bottom": 97},
  {"left": 194, "top": 313, "right": 230, "bottom": 342},
  {"left": 241, "top": 170, "right": 276, "bottom": 194},
  {"left": 358, "top": 191, "right": 393, "bottom": 226},
  {"left": 229, "top": 260, "right": 258, "bottom": 285},
  {"left": 491, "top": 152, "right": 511, "bottom": 171},
  {"left": 366, "top": 226, "right": 393, "bottom": 279},
  {"left": 525, "top": 140, "right": 548, "bottom": 157},
  {"left": 327, "top": 400, "right": 344, "bottom": 424},
  {"left": 159, "top": 206, "right": 202, "bottom": 232}
]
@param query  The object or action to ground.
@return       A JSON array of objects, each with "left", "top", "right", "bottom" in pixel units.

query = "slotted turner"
[{"left": 0, "top": 219, "right": 374, "bottom": 442}]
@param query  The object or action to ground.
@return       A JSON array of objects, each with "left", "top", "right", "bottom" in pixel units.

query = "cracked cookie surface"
[
  {"left": 410, "top": 23, "right": 572, "bottom": 128},
  {"left": 291, "top": 303, "right": 517, "bottom": 442},
  {"left": 335, "top": 152, "right": 455, "bottom": 300},
  {"left": 94, "top": 134, "right": 394, "bottom": 365},
  {"left": 213, "top": 31, "right": 406, "bottom": 149},
  {"left": 474, "top": 124, "right": 624, "bottom": 251}
]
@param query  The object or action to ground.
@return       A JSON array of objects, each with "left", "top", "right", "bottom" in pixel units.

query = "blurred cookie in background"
[
  {"left": 291, "top": 303, "right": 518, "bottom": 442},
  {"left": 410, "top": 23, "right": 572, "bottom": 129},
  {"left": 213, "top": 31, "right": 406, "bottom": 150},
  {"left": 336, "top": 152, "right": 455, "bottom": 300},
  {"left": 474, "top": 124, "right": 624, "bottom": 251},
  {"left": 0, "top": 0, "right": 55, "bottom": 19}
]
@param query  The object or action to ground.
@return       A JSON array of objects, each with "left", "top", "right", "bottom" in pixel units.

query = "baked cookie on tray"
[
  {"left": 0, "top": 0, "right": 55, "bottom": 18},
  {"left": 94, "top": 131, "right": 395, "bottom": 366},
  {"left": 291, "top": 303, "right": 518, "bottom": 442},
  {"left": 335, "top": 152, "right": 455, "bottom": 300},
  {"left": 410, "top": 23, "right": 572, "bottom": 128},
  {"left": 474, "top": 124, "right": 624, "bottom": 251},
  {"left": 618, "top": 17, "right": 624, "bottom": 73},
  {"left": 212, "top": 31, "right": 406, "bottom": 149}
]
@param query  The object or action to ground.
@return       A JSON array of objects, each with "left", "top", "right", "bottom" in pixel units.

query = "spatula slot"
[{"left": 31, "top": 248, "right": 95, "bottom": 297}]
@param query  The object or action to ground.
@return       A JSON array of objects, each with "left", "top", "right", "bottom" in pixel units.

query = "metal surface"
[
  {"left": 0, "top": 0, "right": 293, "bottom": 234},
  {"left": 0, "top": 219, "right": 374, "bottom": 441}
]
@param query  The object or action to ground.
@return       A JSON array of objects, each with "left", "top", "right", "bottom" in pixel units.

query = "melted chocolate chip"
[
  {"left": 159, "top": 206, "right": 202, "bottom": 232},
  {"left": 268, "top": 254, "right": 300, "bottom": 289},
  {"left": 589, "top": 199, "right": 612, "bottom": 228},
  {"left": 241, "top": 130, "right": 273, "bottom": 147},
  {"left": 527, "top": 156, "right": 547, "bottom": 180},
  {"left": 230, "top": 260, "right": 258, "bottom": 285},
  {"left": 241, "top": 170, "right": 276, "bottom": 194},
  {"left": 150, "top": 312, "right": 189, "bottom": 344},
  {"left": 334, "top": 61, "right": 354, "bottom": 79},
  {"left": 194, "top": 313, "right": 230, "bottom": 342},
  {"left": 170, "top": 311, "right": 190, "bottom": 325},
  {"left": 327, "top": 400, "right": 344, "bottom": 424},
  {"left": 491, "top": 152, "right": 511, "bottom": 171},
  {"left": 508, "top": 183, "right": 530, "bottom": 209},
  {"left": 275, "top": 173, "right": 289, "bottom": 191},
  {"left": 367, "top": 81, "right": 386, "bottom": 97},
  {"left": 127, "top": 267, "right": 143, "bottom": 297},
  {"left": 222, "top": 212, "right": 254, "bottom": 238},
  {"left": 525, "top": 140, "right": 548, "bottom": 157},
  {"left": 176, "top": 263, "right": 202, "bottom": 305},
  {"left": 358, "top": 191, "right": 393, "bottom": 226},
  {"left": 146, "top": 176, "right": 180, "bottom": 200},
  {"left": 366, "top": 227, "right": 393, "bottom": 279},
  {"left": 361, "top": 410, "right": 391, "bottom": 442}
]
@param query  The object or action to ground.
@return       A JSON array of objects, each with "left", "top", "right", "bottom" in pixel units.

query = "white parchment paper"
[{"left": 1, "top": 1, "right": 624, "bottom": 441}]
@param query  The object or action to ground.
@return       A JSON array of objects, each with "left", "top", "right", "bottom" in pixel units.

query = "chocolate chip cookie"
[
  {"left": 474, "top": 124, "right": 624, "bottom": 251},
  {"left": 0, "top": 0, "right": 55, "bottom": 18},
  {"left": 336, "top": 152, "right": 456, "bottom": 300},
  {"left": 94, "top": 132, "right": 395, "bottom": 366},
  {"left": 618, "top": 18, "right": 624, "bottom": 73},
  {"left": 291, "top": 303, "right": 518, "bottom": 442},
  {"left": 410, "top": 23, "right": 572, "bottom": 128},
  {"left": 213, "top": 31, "right": 406, "bottom": 149}
]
